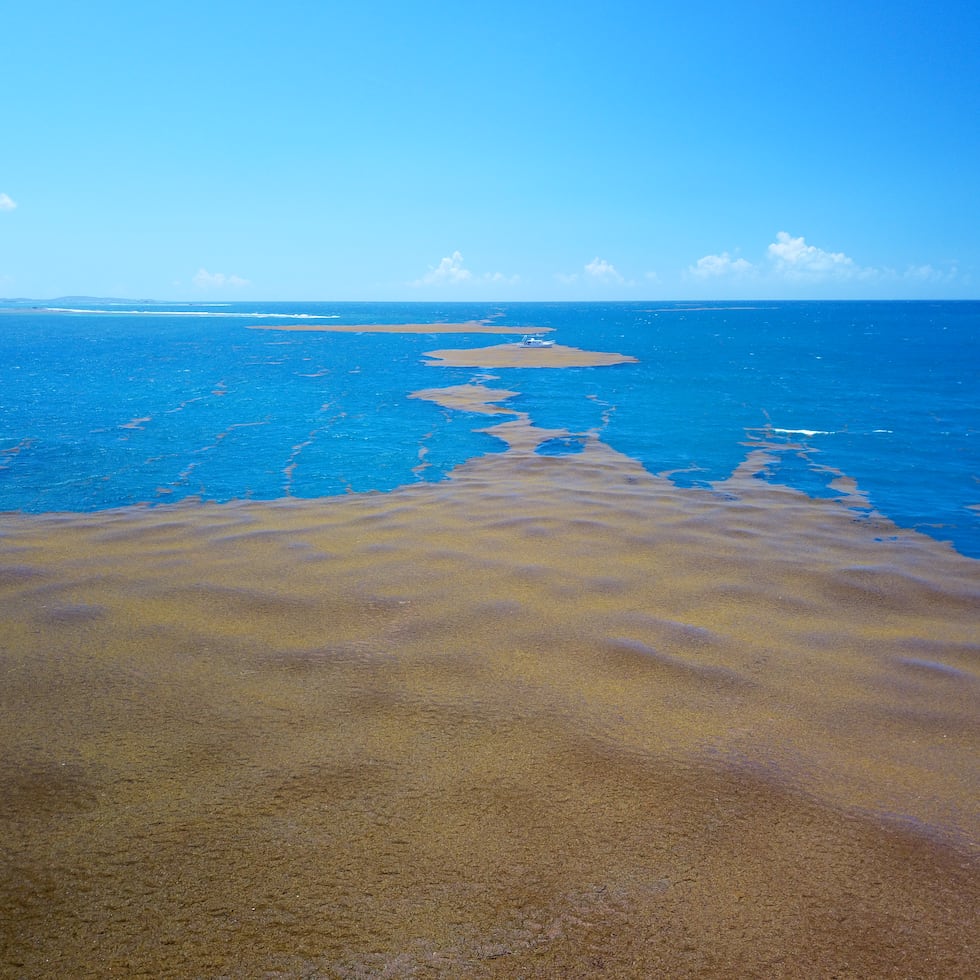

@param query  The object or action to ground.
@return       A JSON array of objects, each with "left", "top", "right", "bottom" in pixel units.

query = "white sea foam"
[
  {"left": 773, "top": 427, "right": 896, "bottom": 438},
  {"left": 772, "top": 427, "right": 834, "bottom": 437}
]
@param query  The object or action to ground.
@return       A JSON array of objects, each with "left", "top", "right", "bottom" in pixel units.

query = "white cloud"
[
  {"left": 766, "top": 231, "right": 870, "bottom": 280},
  {"left": 411, "top": 252, "right": 517, "bottom": 288},
  {"left": 688, "top": 252, "right": 755, "bottom": 279},
  {"left": 0, "top": 193, "right": 17, "bottom": 211},
  {"left": 903, "top": 263, "right": 958, "bottom": 283},
  {"left": 685, "top": 232, "right": 959, "bottom": 294},
  {"left": 584, "top": 256, "right": 624, "bottom": 282},
  {"left": 482, "top": 271, "right": 520, "bottom": 285},
  {"left": 192, "top": 267, "right": 250, "bottom": 289},
  {"left": 413, "top": 250, "right": 473, "bottom": 286},
  {"left": 555, "top": 258, "right": 636, "bottom": 288}
]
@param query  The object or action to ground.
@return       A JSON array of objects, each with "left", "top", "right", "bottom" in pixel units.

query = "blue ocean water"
[{"left": 1, "top": 300, "right": 977, "bottom": 557}]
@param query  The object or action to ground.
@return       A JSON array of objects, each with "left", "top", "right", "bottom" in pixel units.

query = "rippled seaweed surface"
[{"left": 1, "top": 429, "right": 977, "bottom": 977}]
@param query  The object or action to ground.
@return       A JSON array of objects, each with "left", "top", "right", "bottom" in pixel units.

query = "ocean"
[
  {"left": 1, "top": 300, "right": 978, "bottom": 557},
  {"left": 1, "top": 299, "right": 977, "bottom": 976}
]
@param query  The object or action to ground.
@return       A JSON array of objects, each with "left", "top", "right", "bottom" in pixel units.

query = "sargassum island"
[
  {"left": 422, "top": 343, "right": 638, "bottom": 368},
  {"left": 247, "top": 319, "right": 637, "bottom": 367},
  {"left": 1, "top": 328, "right": 978, "bottom": 978}
]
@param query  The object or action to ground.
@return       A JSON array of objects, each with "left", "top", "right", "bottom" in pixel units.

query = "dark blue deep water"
[{"left": 1, "top": 300, "right": 977, "bottom": 557}]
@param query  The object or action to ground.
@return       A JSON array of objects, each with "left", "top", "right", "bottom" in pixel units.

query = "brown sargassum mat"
[{"left": 1, "top": 425, "right": 977, "bottom": 977}]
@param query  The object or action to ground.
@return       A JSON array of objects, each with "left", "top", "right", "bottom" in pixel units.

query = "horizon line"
[{"left": 3, "top": 296, "right": 978, "bottom": 306}]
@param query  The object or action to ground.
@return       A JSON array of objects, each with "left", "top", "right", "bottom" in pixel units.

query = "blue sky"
[{"left": 2, "top": 0, "right": 978, "bottom": 300}]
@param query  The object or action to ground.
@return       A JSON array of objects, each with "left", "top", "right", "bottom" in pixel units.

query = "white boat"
[{"left": 519, "top": 334, "right": 555, "bottom": 348}]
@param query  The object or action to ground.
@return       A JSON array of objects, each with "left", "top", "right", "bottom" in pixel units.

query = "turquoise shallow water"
[{"left": 1, "top": 300, "right": 977, "bottom": 557}]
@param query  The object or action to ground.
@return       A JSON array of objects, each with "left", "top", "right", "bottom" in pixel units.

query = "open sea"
[
  {"left": 1, "top": 299, "right": 977, "bottom": 557},
  {"left": 1, "top": 299, "right": 978, "bottom": 976}
]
